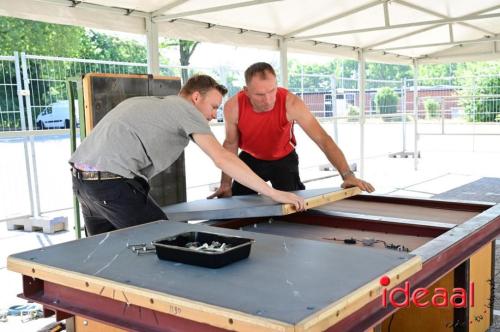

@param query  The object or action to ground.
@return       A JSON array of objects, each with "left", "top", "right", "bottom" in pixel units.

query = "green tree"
[
  {"left": 455, "top": 62, "right": 500, "bottom": 78},
  {"left": 347, "top": 105, "right": 359, "bottom": 122},
  {"left": 375, "top": 87, "right": 399, "bottom": 122},
  {"left": 366, "top": 63, "right": 412, "bottom": 81},
  {"left": 453, "top": 62, "right": 500, "bottom": 122},
  {"left": 424, "top": 98, "right": 440, "bottom": 119},
  {"left": 0, "top": 17, "right": 87, "bottom": 129},
  {"left": 288, "top": 59, "right": 359, "bottom": 92},
  {"left": 0, "top": 17, "right": 86, "bottom": 57},
  {"left": 80, "top": 30, "right": 147, "bottom": 63},
  {"left": 462, "top": 76, "right": 500, "bottom": 122},
  {"left": 160, "top": 39, "right": 199, "bottom": 83},
  {"left": 179, "top": 40, "right": 199, "bottom": 83},
  {"left": 418, "top": 63, "right": 458, "bottom": 77},
  {"left": 0, "top": 17, "right": 150, "bottom": 130}
]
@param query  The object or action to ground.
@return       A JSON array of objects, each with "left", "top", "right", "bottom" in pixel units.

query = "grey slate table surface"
[
  {"left": 10, "top": 220, "right": 415, "bottom": 324},
  {"left": 163, "top": 187, "right": 343, "bottom": 221}
]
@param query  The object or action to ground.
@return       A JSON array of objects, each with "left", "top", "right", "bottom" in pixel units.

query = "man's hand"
[
  {"left": 207, "top": 183, "right": 232, "bottom": 199},
  {"left": 341, "top": 176, "right": 375, "bottom": 193},
  {"left": 268, "top": 189, "right": 306, "bottom": 211}
]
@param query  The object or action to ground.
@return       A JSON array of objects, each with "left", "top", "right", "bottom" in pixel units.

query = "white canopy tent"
[
  {"left": 1, "top": 0, "right": 499, "bottom": 67},
  {"left": 1, "top": 0, "right": 499, "bottom": 174}
]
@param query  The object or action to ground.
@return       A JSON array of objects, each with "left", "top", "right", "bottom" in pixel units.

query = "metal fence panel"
[
  {"left": 24, "top": 55, "right": 148, "bottom": 130},
  {"left": 0, "top": 55, "right": 32, "bottom": 219},
  {"left": 406, "top": 76, "right": 500, "bottom": 136},
  {"left": 2, "top": 53, "right": 500, "bottom": 220},
  {"left": 0, "top": 56, "right": 21, "bottom": 131}
]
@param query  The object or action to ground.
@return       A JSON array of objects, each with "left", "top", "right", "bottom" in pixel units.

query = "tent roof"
[{"left": 1, "top": 0, "right": 500, "bottom": 64}]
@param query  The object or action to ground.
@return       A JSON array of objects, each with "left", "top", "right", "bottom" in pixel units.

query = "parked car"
[
  {"left": 216, "top": 106, "right": 224, "bottom": 122},
  {"left": 36, "top": 100, "right": 79, "bottom": 129}
]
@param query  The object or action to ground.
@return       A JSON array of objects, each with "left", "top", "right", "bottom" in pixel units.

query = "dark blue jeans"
[{"left": 72, "top": 176, "right": 167, "bottom": 236}]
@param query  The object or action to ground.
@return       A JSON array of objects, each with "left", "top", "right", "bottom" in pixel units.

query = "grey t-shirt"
[{"left": 70, "top": 95, "right": 212, "bottom": 180}]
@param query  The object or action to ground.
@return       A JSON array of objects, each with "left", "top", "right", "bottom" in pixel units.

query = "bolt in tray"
[{"left": 152, "top": 231, "right": 254, "bottom": 268}]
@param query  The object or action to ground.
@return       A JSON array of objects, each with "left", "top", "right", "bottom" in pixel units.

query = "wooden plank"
[
  {"left": 468, "top": 242, "right": 493, "bottom": 332},
  {"left": 82, "top": 72, "right": 179, "bottom": 80},
  {"left": 164, "top": 187, "right": 360, "bottom": 221},
  {"left": 282, "top": 187, "right": 361, "bottom": 214},
  {"left": 316, "top": 199, "right": 479, "bottom": 224},
  {"left": 295, "top": 255, "right": 422, "bottom": 332},
  {"left": 75, "top": 316, "right": 127, "bottom": 332},
  {"left": 7, "top": 257, "right": 294, "bottom": 332},
  {"left": 240, "top": 220, "right": 433, "bottom": 252},
  {"left": 380, "top": 270, "right": 455, "bottom": 332},
  {"left": 82, "top": 74, "right": 93, "bottom": 134}
]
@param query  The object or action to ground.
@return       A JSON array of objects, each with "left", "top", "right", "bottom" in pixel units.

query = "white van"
[{"left": 36, "top": 100, "right": 79, "bottom": 129}]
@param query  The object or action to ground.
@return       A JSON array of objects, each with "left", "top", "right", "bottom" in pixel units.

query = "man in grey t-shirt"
[{"left": 70, "top": 75, "right": 305, "bottom": 236}]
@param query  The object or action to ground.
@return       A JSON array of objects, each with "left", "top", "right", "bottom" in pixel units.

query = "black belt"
[{"left": 71, "top": 168, "right": 123, "bottom": 181}]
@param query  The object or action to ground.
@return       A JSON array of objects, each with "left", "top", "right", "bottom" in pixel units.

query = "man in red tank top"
[{"left": 209, "top": 62, "right": 374, "bottom": 198}]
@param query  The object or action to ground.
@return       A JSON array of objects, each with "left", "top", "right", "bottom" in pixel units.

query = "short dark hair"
[
  {"left": 180, "top": 74, "right": 228, "bottom": 97},
  {"left": 244, "top": 62, "right": 276, "bottom": 84}
]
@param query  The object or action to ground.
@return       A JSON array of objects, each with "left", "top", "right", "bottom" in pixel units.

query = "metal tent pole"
[
  {"left": 279, "top": 37, "right": 288, "bottom": 88},
  {"left": 146, "top": 16, "right": 160, "bottom": 75},
  {"left": 358, "top": 50, "right": 366, "bottom": 178},
  {"left": 413, "top": 58, "right": 419, "bottom": 170}
]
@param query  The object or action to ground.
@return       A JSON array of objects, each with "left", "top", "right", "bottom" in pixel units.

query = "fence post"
[
  {"left": 471, "top": 77, "right": 476, "bottom": 152},
  {"left": 20, "top": 52, "right": 42, "bottom": 217},
  {"left": 330, "top": 75, "right": 338, "bottom": 144},
  {"left": 300, "top": 65, "right": 304, "bottom": 100},
  {"left": 14, "top": 52, "right": 35, "bottom": 217},
  {"left": 412, "top": 59, "right": 419, "bottom": 170},
  {"left": 358, "top": 50, "right": 366, "bottom": 178},
  {"left": 402, "top": 78, "right": 407, "bottom": 153},
  {"left": 441, "top": 98, "right": 445, "bottom": 134}
]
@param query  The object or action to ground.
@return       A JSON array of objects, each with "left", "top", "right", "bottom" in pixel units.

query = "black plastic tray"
[{"left": 152, "top": 231, "right": 254, "bottom": 268}]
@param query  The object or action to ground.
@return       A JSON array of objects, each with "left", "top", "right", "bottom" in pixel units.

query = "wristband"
[{"left": 340, "top": 170, "right": 354, "bottom": 180}]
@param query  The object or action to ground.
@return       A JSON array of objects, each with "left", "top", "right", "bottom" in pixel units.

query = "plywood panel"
[
  {"left": 75, "top": 316, "right": 126, "bottom": 332},
  {"left": 316, "top": 200, "right": 479, "bottom": 224},
  {"left": 381, "top": 270, "right": 455, "bottom": 332},
  {"left": 241, "top": 221, "right": 432, "bottom": 251},
  {"left": 469, "top": 242, "right": 493, "bottom": 332},
  {"left": 81, "top": 73, "right": 186, "bottom": 206}
]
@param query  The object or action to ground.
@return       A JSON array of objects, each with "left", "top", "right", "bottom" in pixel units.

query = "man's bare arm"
[
  {"left": 194, "top": 133, "right": 305, "bottom": 210},
  {"left": 286, "top": 93, "right": 375, "bottom": 193},
  {"left": 208, "top": 96, "right": 239, "bottom": 198}
]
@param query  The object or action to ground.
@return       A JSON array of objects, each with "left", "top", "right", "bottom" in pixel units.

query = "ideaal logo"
[{"left": 379, "top": 275, "right": 474, "bottom": 308}]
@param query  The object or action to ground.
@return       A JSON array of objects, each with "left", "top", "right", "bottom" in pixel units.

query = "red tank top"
[{"left": 237, "top": 87, "right": 296, "bottom": 160}]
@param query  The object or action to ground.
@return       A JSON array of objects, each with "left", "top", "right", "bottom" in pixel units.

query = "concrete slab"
[
  {"left": 407, "top": 174, "right": 482, "bottom": 197},
  {"left": 7, "top": 216, "right": 68, "bottom": 234}
]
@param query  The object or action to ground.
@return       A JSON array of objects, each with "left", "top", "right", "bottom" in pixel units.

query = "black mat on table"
[{"left": 10, "top": 221, "right": 415, "bottom": 324}]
